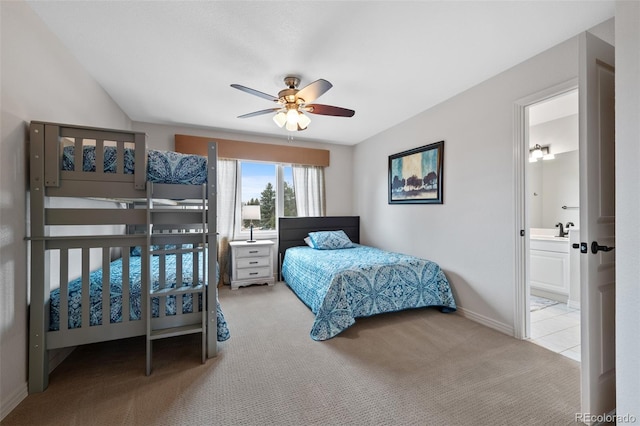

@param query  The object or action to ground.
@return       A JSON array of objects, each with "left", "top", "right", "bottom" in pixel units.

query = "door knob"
[{"left": 591, "top": 241, "right": 615, "bottom": 254}]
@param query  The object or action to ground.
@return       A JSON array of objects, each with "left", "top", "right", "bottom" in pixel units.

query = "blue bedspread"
[
  {"left": 281, "top": 245, "right": 456, "bottom": 340},
  {"left": 62, "top": 145, "right": 208, "bottom": 185},
  {"left": 50, "top": 252, "right": 230, "bottom": 342}
]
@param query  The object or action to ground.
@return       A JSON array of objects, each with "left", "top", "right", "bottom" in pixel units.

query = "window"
[{"left": 237, "top": 161, "right": 297, "bottom": 237}]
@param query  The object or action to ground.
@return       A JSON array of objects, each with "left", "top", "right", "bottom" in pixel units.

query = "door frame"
[{"left": 513, "top": 78, "right": 578, "bottom": 340}]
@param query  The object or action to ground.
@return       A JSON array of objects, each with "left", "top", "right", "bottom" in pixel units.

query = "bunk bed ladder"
[{"left": 145, "top": 182, "right": 208, "bottom": 375}]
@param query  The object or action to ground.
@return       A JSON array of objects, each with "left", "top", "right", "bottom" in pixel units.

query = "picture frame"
[{"left": 388, "top": 141, "right": 444, "bottom": 204}]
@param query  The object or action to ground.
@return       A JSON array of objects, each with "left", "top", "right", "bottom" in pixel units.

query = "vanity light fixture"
[{"left": 528, "top": 144, "right": 554, "bottom": 162}]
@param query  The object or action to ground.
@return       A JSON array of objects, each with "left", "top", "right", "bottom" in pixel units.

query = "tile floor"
[{"left": 530, "top": 299, "right": 581, "bottom": 362}]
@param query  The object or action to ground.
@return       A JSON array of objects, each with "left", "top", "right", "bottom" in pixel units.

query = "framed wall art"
[{"left": 388, "top": 141, "right": 444, "bottom": 204}]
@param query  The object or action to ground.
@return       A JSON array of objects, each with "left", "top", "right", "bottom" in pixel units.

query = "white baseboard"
[
  {"left": 0, "top": 382, "right": 28, "bottom": 421},
  {"left": 567, "top": 300, "right": 580, "bottom": 310},
  {"left": 455, "top": 306, "right": 514, "bottom": 336},
  {"left": 0, "top": 345, "right": 76, "bottom": 421}
]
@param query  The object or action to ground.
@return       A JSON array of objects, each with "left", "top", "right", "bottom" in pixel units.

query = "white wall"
[
  {"left": 615, "top": 0, "right": 640, "bottom": 417},
  {"left": 353, "top": 35, "right": 581, "bottom": 333},
  {"left": 528, "top": 151, "right": 581, "bottom": 230},
  {"left": 0, "top": 1, "right": 131, "bottom": 419},
  {"left": 131, "top": 122, "right": 354, "bottom": 217},
  {"left": 528, "top": 114, "right": 580, "bottom": 230},
  {"left": 530, "top": 113, "right": 579, "bottom": 155}
]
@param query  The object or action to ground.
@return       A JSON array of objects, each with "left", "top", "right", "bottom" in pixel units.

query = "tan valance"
[{"left": 175, "top": 134, "right": 330, "bottom": 167}]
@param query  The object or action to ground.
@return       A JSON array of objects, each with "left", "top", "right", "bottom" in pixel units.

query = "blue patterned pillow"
[
  {"left": 62, "top": 146, "right": 135, "bottom": 174},
  {"left": 308, "top": 230, "right": 355, "bottom": 250},
  {"left": 304, "top": 236, "right": 314, "bottom": 247},
  {"left": 147, "top": 150, "right": 207, "bottom": 185}
]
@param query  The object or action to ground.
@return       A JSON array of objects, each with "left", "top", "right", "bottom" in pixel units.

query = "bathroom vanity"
[{"left": 530, "top": 228, "right": 570, "bottom": 302}]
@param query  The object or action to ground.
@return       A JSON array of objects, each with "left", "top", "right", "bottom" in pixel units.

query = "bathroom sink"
[{"left": 530, "top": 235, "right": 568, "bottom": 241}]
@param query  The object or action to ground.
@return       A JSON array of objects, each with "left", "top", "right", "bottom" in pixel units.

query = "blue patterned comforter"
[
  {"left": 281, "top": 245, "right": 456, "bottom": 340},
  {"left": 62, "top": 146, "right": 208, "bottom": 185},
  {"left": 50, "top": 252, "right": 230, "bottom": 342}
]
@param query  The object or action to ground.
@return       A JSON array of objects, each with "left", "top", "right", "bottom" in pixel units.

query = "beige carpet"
[{"left": 3, "top": 282, "right": 580, "bottom": 425}]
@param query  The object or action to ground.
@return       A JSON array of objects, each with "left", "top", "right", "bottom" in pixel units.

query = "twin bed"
[
  {"left": 278, "top": 217, "right": 456, "bottom": 340},
  {"left": 28, "top": 121, "right": 228, "bottom": 392}
]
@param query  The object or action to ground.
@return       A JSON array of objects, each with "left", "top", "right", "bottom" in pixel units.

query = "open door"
[{"left": 577, "top": 31, "right": 616, "bottom": 419}]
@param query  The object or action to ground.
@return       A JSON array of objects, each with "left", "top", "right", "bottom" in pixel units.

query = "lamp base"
[{"left": 246, "top": 224, "right": 256, "bottom": 243}]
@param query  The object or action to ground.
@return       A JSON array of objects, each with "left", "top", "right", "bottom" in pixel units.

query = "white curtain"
[
  {"left": 292, "top": 165, "right": 326, "bottom": 217},
  {"left": 216, "top": 159, "right": 237, "bottom": 285}
]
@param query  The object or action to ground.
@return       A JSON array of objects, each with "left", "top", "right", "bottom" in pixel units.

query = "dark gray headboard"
[{"left": 278, "top": 216, "right": 360, "bottom": 273}]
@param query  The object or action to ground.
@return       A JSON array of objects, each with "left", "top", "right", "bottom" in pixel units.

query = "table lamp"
[{"left": 242, "top": 205, "right": 261, "bottom": 243}]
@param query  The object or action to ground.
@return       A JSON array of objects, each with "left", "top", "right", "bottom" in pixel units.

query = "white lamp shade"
[
  {"left": 285, "top": 120, "right": 298, "bottom": 131},
  {"left": 286, "top": 109, "right": 299, "bottom": 125},
  {"left": 531, "top": 147, "right": 544, "bottom": 159},
  {"left": 242, "top": 205, "right": 261, "bottom": 221},
  {"left": 297, "top": 112, "right": 311, "bottom": 129},
  {"left": 273, "top": 112, "right": 287, "bottom": 128}
]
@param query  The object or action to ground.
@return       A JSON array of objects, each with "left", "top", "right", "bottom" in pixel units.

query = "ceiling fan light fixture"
[
  {"left": 298, "top": 112, "right": 311, "bottom": 129},
  {"left": 273, "top": 111, "right": 287, "bottom": 128},
  {"left": 285, "top": 120, "right": 298, "bottom": 132},
  {"left": 286, "top": 109, "right": 299, "bottom": 125},
  {"left": 232, "top": 76, "right": 353, "bottom": 132}
]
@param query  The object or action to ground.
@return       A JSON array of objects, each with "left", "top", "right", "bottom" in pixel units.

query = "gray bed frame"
[
  {"left": 28, "top": 121, "right": 218, "bottom": 392},
  {"left": 277, "top": 216, "right": 360, "bottom": 279}
]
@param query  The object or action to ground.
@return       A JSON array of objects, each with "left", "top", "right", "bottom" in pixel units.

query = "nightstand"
[{"left": 229, "top": 240, "right": 275, "bottom": 290}]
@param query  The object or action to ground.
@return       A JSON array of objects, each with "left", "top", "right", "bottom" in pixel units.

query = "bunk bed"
[{"left": 28, "top": 121, "right": 228, "bottom": 392}]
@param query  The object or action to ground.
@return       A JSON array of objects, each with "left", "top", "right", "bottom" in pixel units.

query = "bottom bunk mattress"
[
  {"left": 281, "top": 244, "right": 456, "bottom": 340},
  {"left": 49, "top": 251, "right": 230, "bottom": 342}
]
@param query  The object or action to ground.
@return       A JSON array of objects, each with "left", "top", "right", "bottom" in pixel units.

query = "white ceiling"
[
  {"left": 529, "top": 89, "right": 579, "bottom": 127},
  {"left": 26, "top": 1, "right": 614, "bottom": 146}
]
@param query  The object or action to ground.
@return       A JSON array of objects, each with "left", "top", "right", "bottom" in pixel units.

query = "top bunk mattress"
[{"left": 62, "top": 145, "right": 208, "bottom": 185}]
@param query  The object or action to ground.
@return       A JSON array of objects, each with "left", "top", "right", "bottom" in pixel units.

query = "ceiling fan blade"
[
  {"left": 305, "top": 104, "right": 355, "bottom": 117},
  {"left": 296, "top": 79, "right": 333, "bottom": 103},
  {"left": 238, "top": 108, "right": 281, "bottom": 118},
  {"left": 231, "top": 84, "right": 279, "bottom": 102}
]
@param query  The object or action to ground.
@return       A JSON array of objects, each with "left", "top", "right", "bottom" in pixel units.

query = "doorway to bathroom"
[
  {"left": 525, "top": 88, "right": 581, "bottom": 362},
  {"left": 514, "top": 33, "right": 615, "bottom": 417}
]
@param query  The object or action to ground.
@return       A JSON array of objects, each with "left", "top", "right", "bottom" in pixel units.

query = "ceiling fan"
[{"left": 231, "top": 76, "right": 355, "bottom": 132}]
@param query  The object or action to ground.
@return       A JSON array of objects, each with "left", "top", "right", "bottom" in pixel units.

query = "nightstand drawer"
[
  {"left": 234, "top": 246, "right": 270, "bottom": 258},
  {"left": 237, "top": 257, "right": 270, "bottom": 269},
  {"left": 236, "top": 267, "right": 271, "bottom": 280}
]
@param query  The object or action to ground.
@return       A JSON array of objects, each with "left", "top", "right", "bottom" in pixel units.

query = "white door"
[{"left": 577, "top": 31, "right": 616, "bottom": 419}]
